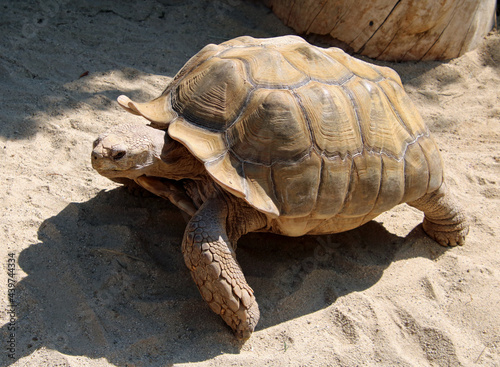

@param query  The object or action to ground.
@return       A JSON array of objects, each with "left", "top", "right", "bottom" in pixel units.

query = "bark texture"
[{"left": 264, "top": 0, "right": 497, "bottom": 61}]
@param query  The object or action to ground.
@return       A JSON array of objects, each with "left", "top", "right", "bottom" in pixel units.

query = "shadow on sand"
[{"left": 1, "top": 187, "right": 448, "bottom": 366}]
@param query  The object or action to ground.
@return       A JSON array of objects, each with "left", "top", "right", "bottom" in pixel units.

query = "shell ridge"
[
  {"left": 362, "top": 130, "right": 429, "bottom": 162},
  {"left": 357, "top": 78, "right": 414, "bottom": 160},
  {"left": 248, "top": 74, "right": 356, "bottom": 89},
  {"left": 218, "top": 43, "right": 264, "bottom": 51},
  {"left": 205, "top": 151, "right": 226, "bottom": 165},
  {"left": 169, "top": 46, "right": 223, "bottom": 90},
  {"left": 290, "top": 89, "right": 316, "bottom": 152},
  {"left": 401, "top": 146, "right": 408, "bottom": 204},
  {"left": 228, "top": 146, "right": 315, "bottom": 168},
  {"left": 223, "top": 49, "right": 311, "bottom": 90},
  {"left": 303, "top": 74, "right": 354, "bottom": 86},
  {"left": 318, "top": 48, "right": 384, "bottom": 82},
  {"left": 280, "top": 50, "right": 312, "bottom": 84},
  {"left": 269, "top": 164, "right": 280, "bottom": 213},
  {"left": 321, "top": 150, "right": 355, "bottom": 163},
  {"left": 240, "top": 159, "right": 249, "bottom": 199},
  {"left": 311, "top": 152, "right": 325, "bottom": 215},
  {"left": 377, "top": 81, "right": 418, "bottom": 138},
  {"left": 298, "top": 81, "right": 363, "bottom": 160},
  {"left": 221, "top": 58, "right": 332, "bottom": 90},
  {"left": 255, "top": 78, "right": 310, "bottom": 90},
  {"left": 239, "top": 157, "right": 271, "bottom": 168},
  {"left": 227, "top": 148, "right": 253, "bottom": 166},
  {"left": 230, "top": 126, "right": 430, "bottom": 165},
  {"left": 338, "top": 73, "right": 356, "bottom": 86},
  {"left": 317, "top": 46, "right": 350, "bottom": 68},
  {"left": 340, "top": 83, "right": 365, "bottom": 151},
  {"left": 397, "top": 130, "right": 430, "bottom": 161},
  {"left": 170, "top": 43, "right": 231, "bottom": 92},
  {"left": 338, "top": 157, "right": 356, "bottom": 214},
  {"left": 240, "top": 161, "right": 279, "bottom": 215},
  {"left": 173, "top": 57, "right": 252, "bottom": 129},
  {"left": 416, "top": 138, "right": 432, "bottom": 194},
  {"left": 226, "top": 87, "right": 256, "bottom": 129},
  {"left": 309, "top": 150, "right": 322, "bottom": 217},
  {"left": 197, "top": 82, "right": 229, "bottom": 121},
  {"left": 257, "top": 160, "right": 280, "bottom": 214},
  {"left": 181, "top": 118, "right": 224, "bottom": 133},
  {"left": 360, "top": 153, "right": 384, "bottom": 224},
  {"left": 172, "top": 66, "right": 211, "bottom": 116},
  {"left": 316, "top": 129, "right": 429, "bottom": 164},
  {"left": 230, "top": 56, "right": 257, "bottom": 88}
]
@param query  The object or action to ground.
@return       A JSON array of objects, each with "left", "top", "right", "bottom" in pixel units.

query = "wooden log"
[{"left": 264, "top": 0, "right": 497, "bottom": 61}]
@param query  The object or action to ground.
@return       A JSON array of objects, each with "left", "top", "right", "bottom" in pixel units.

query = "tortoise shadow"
[
  {"left": 1, "top": 187, "right": 449, "bottom": 366},
  {"left": 238, "top": 216, "right": 448, "bottom": 329}
]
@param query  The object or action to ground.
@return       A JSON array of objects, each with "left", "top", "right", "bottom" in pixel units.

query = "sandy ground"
[{"left": 0, "top": 1, "right": 499, "bottom": 366}]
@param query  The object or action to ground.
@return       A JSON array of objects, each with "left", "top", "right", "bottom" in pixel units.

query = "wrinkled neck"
[{"left": 154, "top": 136, "right": 206, "bottom": 180}]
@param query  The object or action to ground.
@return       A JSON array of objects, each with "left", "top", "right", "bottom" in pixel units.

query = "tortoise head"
[{"left": 91, "top": 123, "right": 167, "bottom": 180}]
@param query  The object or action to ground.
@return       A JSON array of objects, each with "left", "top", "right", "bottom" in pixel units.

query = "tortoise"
[{"left": 91, "top": 35, "right": 468, "bottom": 339}]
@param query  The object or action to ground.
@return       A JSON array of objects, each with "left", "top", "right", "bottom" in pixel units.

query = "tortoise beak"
[
  {"left": 91, "top": 138, "right": 116, "bottom": 172},
  {"left": 91, "top": 149, "right": 101, "bottom": 161},
  {"left": 91, "top": 141, "right": 107, "bottom": 171}
]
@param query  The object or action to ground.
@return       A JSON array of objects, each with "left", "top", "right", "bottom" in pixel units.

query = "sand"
[{"left": 0, "top": 1, "right": 499, "bottom": 366}]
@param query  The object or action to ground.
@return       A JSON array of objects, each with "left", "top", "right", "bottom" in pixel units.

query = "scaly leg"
[
  {"left": 408, "top": 182, "right": 469, "bottom": 247},
  {"left": 135, "top": 176, "right": 197, "bottom": 216},
  {"left": 182, "top": 196, "right": 261, "bottom": 339}
]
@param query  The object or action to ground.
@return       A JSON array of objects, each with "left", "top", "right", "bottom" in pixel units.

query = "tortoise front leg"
[
  {"left": 408, "top": 182, "right": 469, "bottom": 247},
  {"left": 182, "top": 197, "right": 260, "bottom": 339},
  {"left": 135, "top": 176, "right": 197, "bottom": 216}
]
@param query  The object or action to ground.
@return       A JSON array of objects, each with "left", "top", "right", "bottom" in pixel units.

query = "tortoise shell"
[{"left": 118, "top": 35, "right": 442, "bottom": 234}]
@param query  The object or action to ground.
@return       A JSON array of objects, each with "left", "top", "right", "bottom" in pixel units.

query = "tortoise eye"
[{"left": 112, "top": 151, "right": 126, "bottom": 161}]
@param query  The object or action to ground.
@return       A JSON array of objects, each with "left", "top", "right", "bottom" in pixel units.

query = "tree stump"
[{"left": 264, "top": 0, "right": 497, "bottom": 61}]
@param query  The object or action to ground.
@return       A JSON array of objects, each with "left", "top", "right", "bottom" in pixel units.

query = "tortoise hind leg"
[{"left": 408, "top": 183, "right": 469, "bottom": 247}]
